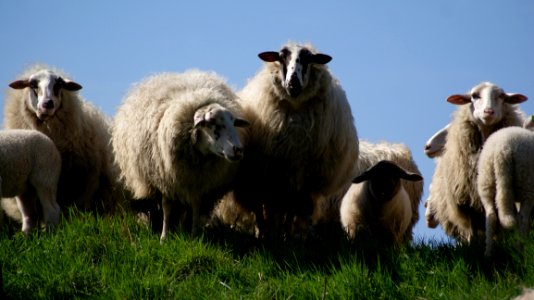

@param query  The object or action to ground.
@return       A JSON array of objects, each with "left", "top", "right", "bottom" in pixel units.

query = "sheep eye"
[
  {"left": 472, "top": 92, "right": 480, "bottom": 100},
  {"left": 280, "top": 48, "right": 290, "bottom": 60},
  {"left": 29, "top": 80, "right": 38, "bottom": 89}
]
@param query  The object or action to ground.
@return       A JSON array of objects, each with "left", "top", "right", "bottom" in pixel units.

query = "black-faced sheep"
[
  {"left": 111, "top": 70, "right": 249, "bottom": 240},
  {"left": 231, "top": 42, "right": 359, "bottom": 239},
  {"left": 477, "top": 125, "right": 534, "bottom": 256},
  {"left": 310, "top": 141, "right": 423, "bottom": 240},
  {"left": 427, "top": 82, "right": 527, "bottom": 242},
  {"left": 340, "top": 160, "right": 423, "bottom": 246},
  {"left": 0, "top": 129, "right": 61, "bottom": 234},
  {"left": 4, "top": 64, "right": 118, "bottom": 215}
]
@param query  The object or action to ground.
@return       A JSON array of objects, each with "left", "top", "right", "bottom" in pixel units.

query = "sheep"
[
  {"left": 427, "top": 82, "right": 527, "bottom": 242},
  {"left": 423, "top": 125, "right": 450, "bottom": 228},
  {"left": 4, "top": 64, "right": 118, "bottom": 216},
  {"left": 340, "top": 160, "right": 423, "bottom": 246},
  {"left": 0, "top": 129, "right": 61, "bottom": 234},
  {"left": 477, "top": 125, "right": 534, "bottom": 256},
  {"left": 308, "top": 140, "right": 423, "bottom": 240},
  {"left": 424, "top": 124, "right": 449, "bottom": 158},
  {"left": 230, "top": 42, "right": 359, "bottom": 239},
  {"left": 111, "top": 70, "right": 249, "bottom": 240}
]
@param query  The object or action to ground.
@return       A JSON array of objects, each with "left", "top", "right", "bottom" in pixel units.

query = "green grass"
[{"left": 1, "top": 212, "right": 533, "bottom": 299}]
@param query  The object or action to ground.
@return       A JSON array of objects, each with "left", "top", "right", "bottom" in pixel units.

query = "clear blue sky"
[{"left": 1, "top": 1, "right": 533, "bottom": 242}]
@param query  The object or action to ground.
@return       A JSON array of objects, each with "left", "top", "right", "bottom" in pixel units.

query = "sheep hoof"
[{"left": 500, "top": 215, "right": 517, "bottom": 229}]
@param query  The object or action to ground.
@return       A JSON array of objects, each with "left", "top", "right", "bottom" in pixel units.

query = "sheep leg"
[
  {"left": 484, "top": 208, "right": 497, "bottom": 257},
  {"left": 35, "top": 187, "right": 61, "bottom": 231},
  {"left": 191, "top": 201, "right": 200, "bottom": 236},
  {"left": 160, "top": 195, "right": 172, "bottom": 242},
  {"left": 16, "top": 190, "right": 38, "bottom": 235},
  {"left": 495, "top": 173, "right": 517, "bottom": 229},
  {"left": 517, "top": 199, "right": 534, "bottom": 253},
  {"left": 253, "top": 204, "right": 269, "bottom": 240}
]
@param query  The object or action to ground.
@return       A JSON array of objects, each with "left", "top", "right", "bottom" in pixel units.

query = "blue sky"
[{"left": 1, "top": 1, "right": 533, "bottom": 242}]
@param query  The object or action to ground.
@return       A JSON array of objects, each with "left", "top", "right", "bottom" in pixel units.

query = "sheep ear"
[
  {"left": 505, "top": 93, "right": 528, "bottom": 104},
  {"left": 389, "top": 162, "right": 423, "bottom": 182},
  {"left": 193, "top": 111, "right": 207, "bottom": 128},
  {"left": 352, "top": 172, "right": 370, "bottom": 183},
  {"left": 234, "top": 118, "right": 250, "bottom": 128},
  {"left": 399, "top": 171, "right": 423, "bottom": 182},
  {"left": 311, "top": 53, "right": 332, "bottom": 65},
  {"left": 9, "top": 79, "right": 30, "bottom": 89},
  {"left": 62, "top": 79, "right": 82, "bottom": 91},
  {"left": 523, "top": 115, "right": 534, "bottom": 130},
  {"left": 258, "top": 51, "right": 280, "bottom": 62},
  {"left": 447, "top": 94, "right": 471, "bottom": 105}
]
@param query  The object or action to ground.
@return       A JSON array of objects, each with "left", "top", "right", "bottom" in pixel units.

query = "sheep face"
[
  {"left": 9, "top": 70, "right": 82, "bottom": 121},
  {"left": 353, "top": 160, "right": 423, "bottom": 203},
  {"left": 193, "top": 103, "right": 249, "bottom": 162},
  {"left": 258, "top": 44, "right": 332, "bottom": 99},
  {"left": 447, "top": 82, "right": 527, "bottom": 127},
  {"left": 424, "top": 124, "right": 449, "bottom": 158}
]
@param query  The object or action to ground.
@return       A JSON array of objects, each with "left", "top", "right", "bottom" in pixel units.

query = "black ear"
[
  {"left": 234, "top": 118, "right": 250, "bottom": 128},
  {"left": 193, "top": 111, "right": 207, "bottom": 128},
  {"left": 352, "top": 172, "right": 370, "bottom": 183},
  {"left": 399, "top": 171, "right": 423, "bottom": 182},
  {"left": 311, "top": 53, "right": 332, "bottom": 64},
  {"left": 258, "top": 51, "right": 280, "bottom": 62},
  {"left": 9, "top": 79, "right": 30, "bottom": 89},
  {"left": 63, "top": 80, "right": 82, "bottom": 91},
  {"left": 389, "top": 162, "right": 423, "bottom": 182}
]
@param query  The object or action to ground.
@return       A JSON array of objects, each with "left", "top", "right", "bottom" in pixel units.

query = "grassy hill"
[{"left": 1, "top": 212, "right": 533, "bottom": 299}]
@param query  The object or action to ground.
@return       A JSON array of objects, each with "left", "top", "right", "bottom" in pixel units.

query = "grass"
[{"left": 1, "top": 211, "right": 533, "bottom": 299}]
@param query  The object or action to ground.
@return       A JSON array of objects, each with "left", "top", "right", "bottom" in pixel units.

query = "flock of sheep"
[{"left": 0, "top": 41, "right": 532, "bottom": 257}]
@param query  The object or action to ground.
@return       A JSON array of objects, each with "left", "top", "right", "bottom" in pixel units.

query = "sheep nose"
[
  {"left": 484, "top": 109, "right": 494, "bottom": 115},
  {"left": 43, "top": 99, "right": 54, "bottom": 109},
  {"left": 233, "top": 146, "right": 244, "bottom": 159},
  {"left": 287, "top": 75, "right": 302, "bottom": 97}
]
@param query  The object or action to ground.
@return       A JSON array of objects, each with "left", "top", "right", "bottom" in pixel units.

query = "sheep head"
[
  {"left": 258, "top": 43, "right": 331, "bottom": 100},
  {"left": 353, "top": 160, "right": 423, "bottom": 203},
  {"left": 447, "top": 82, "right": 527, "bottom": 128},
  {"left": 9, "top": 69, "right": 82, "bottom": 121},
  {"left": 193, "top": 103, "right": 249, "bottom": 162},
  {"left": 424, "top": 124, "right": 450, "bottom": 158}
]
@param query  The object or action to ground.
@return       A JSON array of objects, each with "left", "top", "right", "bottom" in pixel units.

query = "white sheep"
[
  {"left": 424, "top": 124, "right": 449, "bottom": 158},
  {"left": 427, "top": 82, "right": 527, "bottom": 242},
  {"left": 111, "top": 70, "right": 249, "bottom": 240},
  {"left": 477, "top": 125, "right": 534, "bottom": 256},
  {"left": 4, "top": 64, "right": 118, "bottom": 215},
  {"left": 0, "top": 129, "right": 61, "bottom": 234},
  {"left": 340, "top": 160, "right": 423, "bottom": 246},
  {"left": 231, "top": 42, "right": 359, "bottom": 239},
  {"left": 423, "top": 125, "right": 449, "bottom": 228}
]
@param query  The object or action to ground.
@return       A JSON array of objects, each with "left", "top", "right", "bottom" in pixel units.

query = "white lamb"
[
  {"left": 340, "top": 160, "right": 423, "bottom": 246},
  {"left": 427, "top": 82, "right": 527, "bottom": 242},
  {"left": 0, "top": 129, "right": 61, "bottom": 234},
  {"left": 231, "top": 42, "right": 359, "bottom": 239},
  {"left": 4, "top": 64, "right": 118, "bottom": 215},
  {"left": 111, "top": 70, "right": 249, "bottom": 240},
  {"left": 477, "top": 124, "right": 534, "bottom": 256}
]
